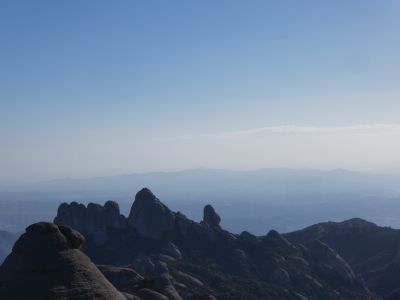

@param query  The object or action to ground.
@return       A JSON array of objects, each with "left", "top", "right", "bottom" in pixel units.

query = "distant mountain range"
[
  {"left": 4, "top": 168, "right": 400, "bottom": 198},
  {"left": 1, "top": 169, "right": 400, "bottom": 234}
]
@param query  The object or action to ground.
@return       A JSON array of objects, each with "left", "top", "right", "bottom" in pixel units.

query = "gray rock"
[
  {"left": 128, "top": 188, "right": 175, "bottom": 239},
  {"left": 163, "top": 242, "right": 182, "bottom": 260},
  {"left": 175, "top": 212, "right": 192, "bottom": 236},
  {"left": 173, "top": 270, "right": 204, "bottom": 287},
  {"left": 137, "top": 288, "right": 169, "bottom": 300},
  {"left": 307, "top": 240, "right": 356, "bottom": 283},
  {"left": 104, "top": 201, "right": 127, "bottom": 229},
  {"left": 157, "top": 254, "right": 175, "bottom": 263},
  {"left": 238, "top": 230, "right": 259, "bottom": 245},
  {"left": 98, "top": 265, "right": 143, "bottom": 295},
  {"left": 132, "top": 256, "right": 155, "bottom": 275},
  {"left": 153, "top": 274, "right": 183, "bottom": 300},
  {"left": 262, "top": 230, "right": 292, "bottom": 248},
  {"left": 0, "top": 222, "right": 127, "bottom": 300},
  {"left": 202, "top": 204, "right": 221, "bottom": 228},
  {"left": 270, "top": 267, "right": 291, "bottom": 286},
  {"left": 54, "top": 200, "right": 127, "bottom": 245}
]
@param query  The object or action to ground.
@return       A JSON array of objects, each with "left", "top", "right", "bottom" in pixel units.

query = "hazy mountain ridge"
[
  {"left": 2, "top": 168, "right": 400, "bottom": 235},
  {"left": 5, "top": 168, "right": 400, "bottom": 197}
]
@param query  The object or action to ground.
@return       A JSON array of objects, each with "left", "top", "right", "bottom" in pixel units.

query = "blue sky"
[{"left": 1, "top": 1, "right": 400, "bottom": 184}]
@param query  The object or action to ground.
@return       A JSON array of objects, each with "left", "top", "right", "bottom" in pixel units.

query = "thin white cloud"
[
  {"left": 219, "top": 124, "right": 400, "bottom": 138},
  {"left": 161, "top": 124, "right": 400, "bottom": 141}
]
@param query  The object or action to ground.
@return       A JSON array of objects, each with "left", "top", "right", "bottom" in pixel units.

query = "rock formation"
[
  {"left": 0, "top": 222, "right": 127, "bottom": 300},
  {"left": 202, "top": 204, "right": 221, "bottom": 228},
  {"left": 285, "top": 218, "right": 400, "bottom": 297},
  {"left": 54, "top": 200, "right": 126, "bottom": 245},
  {"left": 128, "top": 188, "right": 175, "bottom": 239},
  {"left": 51, "top": 188, "right": 377, "bottom": 299}
]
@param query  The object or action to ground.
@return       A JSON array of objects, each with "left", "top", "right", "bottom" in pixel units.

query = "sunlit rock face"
[{"left": 128, "top": 188, "right": 175, "bottom": 239}]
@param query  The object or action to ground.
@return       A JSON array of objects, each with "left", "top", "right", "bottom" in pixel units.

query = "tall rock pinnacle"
[
  {"left": 202, "top": 204, "right": 221, "bottom": 228},
  {"left": 128, "top": 188, "right": 175, "bottom": 239}
]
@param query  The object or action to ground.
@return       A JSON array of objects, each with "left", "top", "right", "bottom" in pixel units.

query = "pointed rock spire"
[
  {"left": 128, "top": 188, "right": 175, "bottom": 239},
  {"left": 202, "top": 204, "right": 221, "bottom": 228}
]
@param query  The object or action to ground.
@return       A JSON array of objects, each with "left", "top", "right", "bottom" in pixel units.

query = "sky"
[{"left": 1, "top": 0, "right": 400, "bottom": 185}]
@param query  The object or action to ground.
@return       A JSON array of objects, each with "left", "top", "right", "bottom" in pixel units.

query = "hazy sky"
[{"left": 1, "top": 1, "right": 400, "bottom": 184}]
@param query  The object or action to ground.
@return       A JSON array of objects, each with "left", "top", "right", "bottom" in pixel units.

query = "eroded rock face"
[
  {"left": 128, "top": 188, "right": 175, "bottom": 239},
  {"left": 306, "top": 240, "right": 357, "bottom": 285},
  {"left": 54, "top": 200, "right": 127, "bottom": 245},
  {"left": 0, "top": 222, "right": 127, "bottom": 300},
  {"left": 202, "top": 204, "right": 221, "bottom": 228},
  {"left": 98, "top": 265, "right": 143, "bottom": 296}
]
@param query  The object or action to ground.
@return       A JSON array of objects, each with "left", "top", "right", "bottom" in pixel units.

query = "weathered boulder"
[{"left": 0, "top": 222, "right": 127, "bottom": 300}]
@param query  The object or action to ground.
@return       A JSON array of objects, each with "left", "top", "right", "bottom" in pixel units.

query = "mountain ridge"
[{"left": 49, "top": 188, "right": 378, "bottom": 299}]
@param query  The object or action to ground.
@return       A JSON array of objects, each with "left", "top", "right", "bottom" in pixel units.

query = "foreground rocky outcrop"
[
  {"left": 0, "top": 222, "right": 192, "bottom": 300},
  {"left": 53, "top": 188, "right": 376, "bottom": 300},
  {"left": 0, "top": 222, "right": 128, "bottom": 300}
]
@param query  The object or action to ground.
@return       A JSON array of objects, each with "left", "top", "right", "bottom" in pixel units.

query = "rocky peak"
[
  {"left": 202, "top": 204, "right": 221, "bottom": 228},
  {"left": 54, "top": 200, "right": 127, "bottom": 246},
  {"left": 0, "top": 222, "right": 127, "bottom": 300},
  {"left": 128, "top": 188, "right": 175, "bottom": 239},
  {"left": 12, "top": 222, "right": 84, "bottom": 254}
]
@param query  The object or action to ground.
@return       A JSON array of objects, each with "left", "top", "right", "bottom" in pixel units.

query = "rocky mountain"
[
  {"left": 285, "top": 218, "right": 400, "bottom": 298},
  {"left": 51, "top": 188, "right": 376, "bottom": 299},
  {"left": 0, "top": 222, "right": 129, "bottom": 300},
  {"left": 5, "top": 188, "right": 400, "bottom": 299}
]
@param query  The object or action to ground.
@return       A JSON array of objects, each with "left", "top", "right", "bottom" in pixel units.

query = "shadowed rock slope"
[
  {"left": 0, "top": 222, "right": 129, "bottom": 300},
  {"left": 285, "top": 218, "right": 400, "bottom": 298},
  {"left": 54, "top": 188, "right": 376, "bottom": 300}
]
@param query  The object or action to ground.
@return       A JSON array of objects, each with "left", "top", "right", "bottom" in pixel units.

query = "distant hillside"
[{"left": 7, "top": 168, "right": 400, "bottom": 198}]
